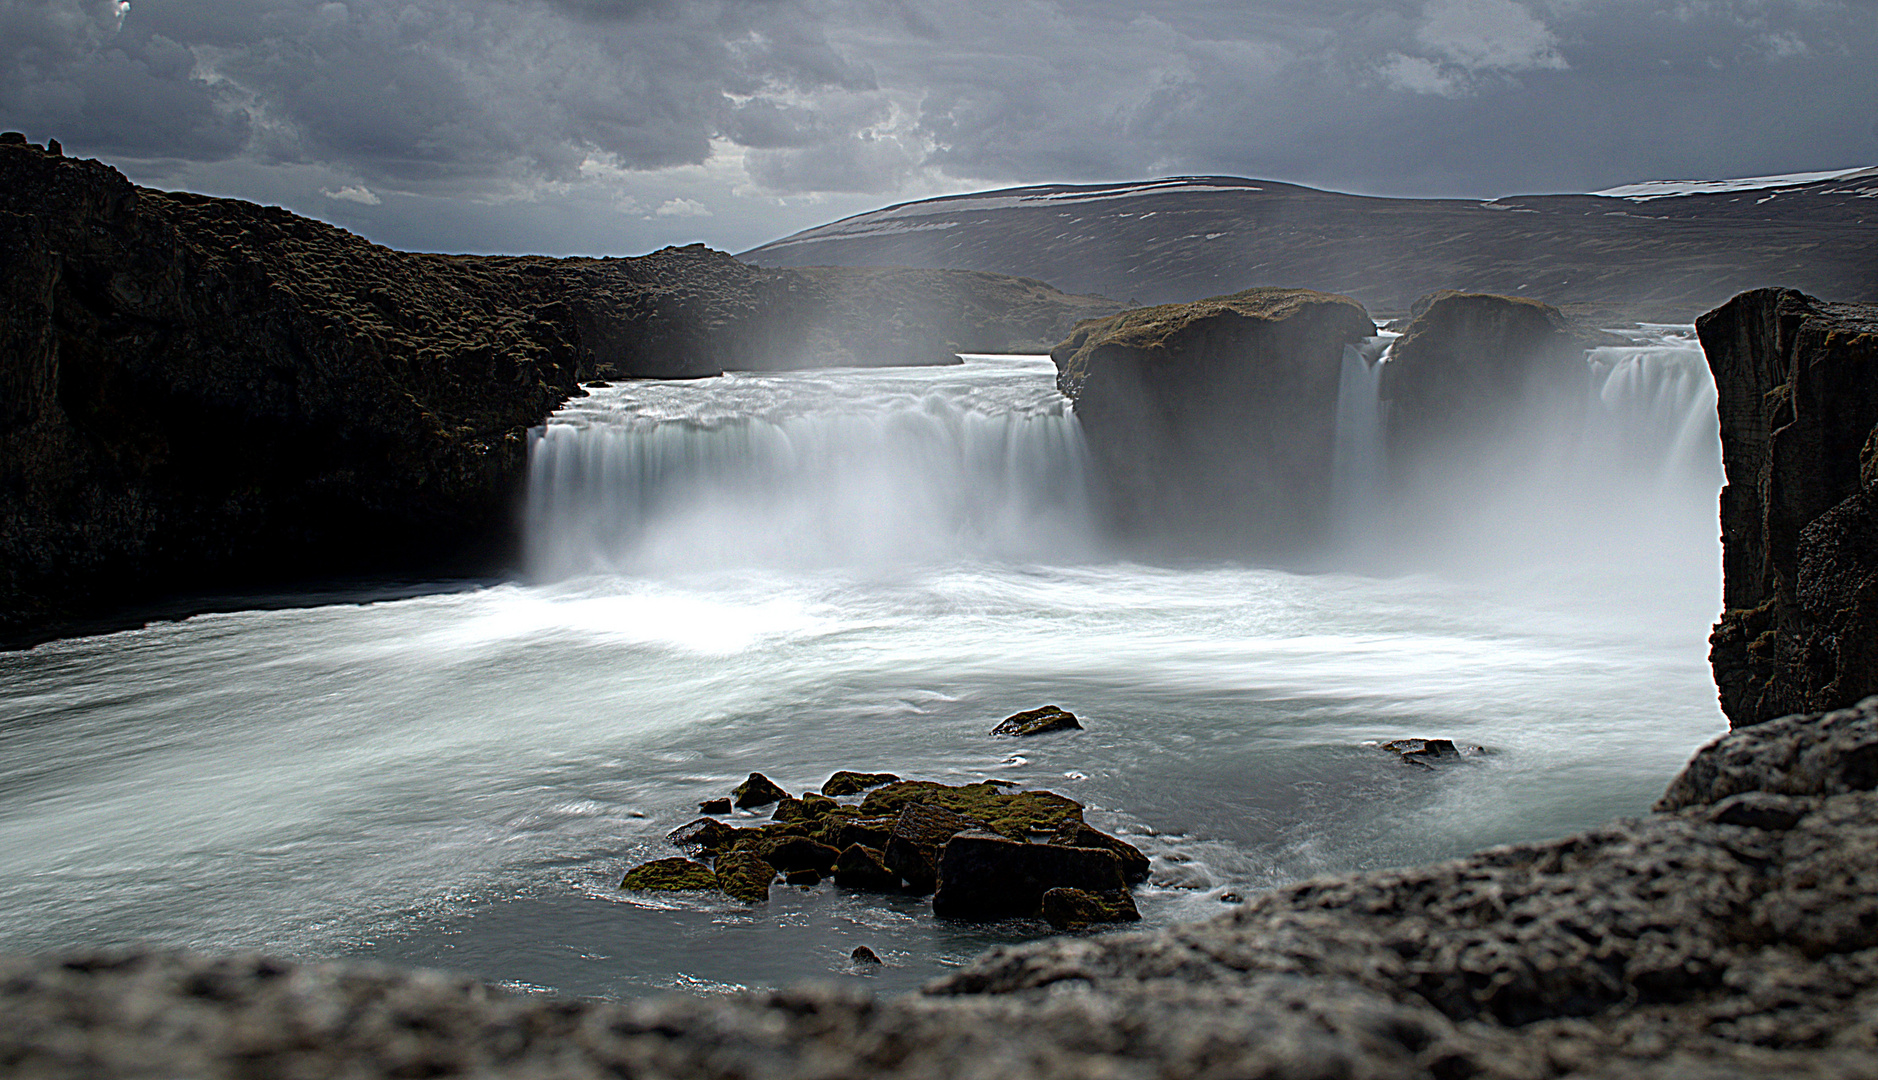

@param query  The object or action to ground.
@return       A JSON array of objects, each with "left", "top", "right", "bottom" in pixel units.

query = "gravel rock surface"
[{"left": 7, "top": 701, "right": 1878, "bottom": 1079}]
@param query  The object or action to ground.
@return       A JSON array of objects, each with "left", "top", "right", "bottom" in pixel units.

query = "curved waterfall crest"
[{"left": 524, "top": 358, "right": 1102, "bottom": 577}]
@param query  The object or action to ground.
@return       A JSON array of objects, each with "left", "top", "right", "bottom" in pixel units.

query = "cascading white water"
[
  {"left": 1331, "top": 334, "right": 1394, "bottom": 539},
  {"left": 524, "top": 359, "right": 1102, "bottom": 578},
  {"left": 1328, "top": 324, "right": 1722, "bottom": 568},
  {"left": 1583, "top": 326, "right": 1720, "bottom": 493}
]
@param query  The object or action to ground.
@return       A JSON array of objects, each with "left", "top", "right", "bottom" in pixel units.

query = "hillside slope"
[{"left": 743, "top": 171, "right": 1878, "bottom": 318}]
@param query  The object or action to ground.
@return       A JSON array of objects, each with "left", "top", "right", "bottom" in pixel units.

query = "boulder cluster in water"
[{"left": 619, "top": 711, "right": 1148, "bottom": 930}]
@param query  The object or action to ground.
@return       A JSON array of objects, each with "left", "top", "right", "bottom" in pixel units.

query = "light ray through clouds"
[{"left": 0, "top": 0, "right": 1870, "bottom": 255}]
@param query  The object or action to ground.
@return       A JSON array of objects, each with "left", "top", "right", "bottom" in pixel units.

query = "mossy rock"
[
  {"left": 832, "top": 844, "right": 901, "bottom": 892},
  {"left": 725, "top": 823, "right": 811, "bottom": 860},
  {"left": 822, "top": 771, "right": 901, "bottom": 797},
  {"left": 859, "top": 781, "right": 1083, "bottom": 838},
  {"left": 1040, "top": 887, "right": 1141, "bottom": 930},
  {"left": 619, "top": 857, "right": 718, "bottom": 892},
  {"left": 772, "top": 793, "right": 840, "bottom": 823},
  {"left": 732, "top": 772, "right": 790, "bottom": 809},
  {"left": 715, "top": 850, "right": 775, "bottom": 904}
]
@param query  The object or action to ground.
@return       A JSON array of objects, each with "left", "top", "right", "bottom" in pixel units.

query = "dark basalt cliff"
[
  {"left": 1702, "top": 288, "right": 1878, "bottom": 727},
  {"left": 7, "top": 697, "right": 1877, "bottom": 1078},
  {"left": 0, "top": 137, "right": 1116, "bottom": 643},
  {"left": 1050, "top": 287, "right": 1375, "bottom": 555}
]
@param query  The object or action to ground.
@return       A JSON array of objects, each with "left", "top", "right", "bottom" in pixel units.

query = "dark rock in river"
[
  {"left": 931, "top": 831, "right": 1127, "bottom": 920},
  {"left": 860, "top": 780, "right": 1083, "bottom": 839},
  {"left": 849, "top": 945, "right": 883, "bottom": 965},
  {"left": 881, "top": 803, "right": 988, "bottom": 894},
  {"left": 831, "top": 844, "right": 901, "bottom": 892},
  {"left": 9, "top": 699, "right": 1878, "bottom": 1077},
  {"left": 1039, "top": 886, "right": 1141, "bottom": 930},
  {"left": 711, "top": 850, "right": 775, "bottom": 904},
  {"left": 1380, "top": 291, "right": 1594, "bottom": 500},
  {"left": 762, "top": 838, "right": 841, "bottom": 876},
  {"left": 731, "top": 773, "right": 790, "bottom": 809},
  {"left": 0, "top": 140, "right": 1118, "bottom": 644},
  {"left": 820, "top": 771, "right": 901, "bottom": 797},
  {"left": 1048, "top": 821, "right": 1151, "bottom": 884},
  {"left": 697, "top": 798, "right": 732, "bottom": 815},
  {"left": 667, "top": 818, "right": 738, "bottom": 854},
  {"left": 772, "top": 793, "right": 839, "bottom": 822},
  {"left": 1702, "top": 288, "right": 1878, "bottom": 726},
  {"left": 989, "top": 705, "right": 1082, "bottom": 737},
  {"left": 618, "top": 857, "right": 718, "bottom": 892},
  {"left": 1051, "top": 286, "right": 1375, "bottom": 555}
]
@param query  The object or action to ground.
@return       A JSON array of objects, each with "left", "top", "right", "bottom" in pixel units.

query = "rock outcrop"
[
  {"left": 10, "top": 699, "right": 1878, "bottom": 1078},
  {"left": 1380, "top": 291, "right": 1598, "bottom": 496},
  {"left": 1701, "top": 287, "right": 1878, "bottom": 726},
  {"left": 0, "top": 137, "right": 1117, "bottom": 645},
  {"left": 1051, "top": 287, "right": 1376, "bottom": 555}
]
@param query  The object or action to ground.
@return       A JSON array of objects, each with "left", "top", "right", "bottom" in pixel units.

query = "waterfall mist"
[{"left": 1331, "top": 325, "right": 1721, "bottom": 605}]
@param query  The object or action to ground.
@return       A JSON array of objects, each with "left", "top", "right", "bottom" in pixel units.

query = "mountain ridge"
[{"left": 742, "top": 170, "right": 1878, "bottom": 319}]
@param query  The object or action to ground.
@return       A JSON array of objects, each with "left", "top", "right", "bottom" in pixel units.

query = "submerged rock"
[
  {"left": 1049, "top": 821, "right": 1151, "bottom": 884},
  {"left": 820, "top": 771, "right": 901, "bottom": 797},
  {"left": 1040, "top": 887, "right": 1141, "bottom": 930},
  {"left": 1052, "top": 286, "right": 1375, "bottom": 555},
  {"left": 1701, "top": 288, "right": 1878, "bottom": 726},
  {"left": 989, "top": 705, "right": 1082, "bottom": 737},
  {"left": 697, "top": 798, "right": 731, "bottom": 815},
  {"left": 618, "top": 858, "right": 718, "bottom": 892},
  {"left": 1378, "top": 737, "right": 1483, "bottom": 770},
  {"left": 932, "top": 831, "right": 1127, "bottom": 920},
  {"left": 712, "top": 850, "right": 775, "bottom": 904},
  {"left": 849, "top": 945, "right": 882, "bottom": 965},
  {"left": 731, "top": 773, "right": 790, "bottom": 809}
]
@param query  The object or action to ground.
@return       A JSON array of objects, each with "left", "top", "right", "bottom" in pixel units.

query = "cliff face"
[
  {"left": 1702, "top": 288, "right": 1878, "bottom": 726},
  {"left": 0, "top": 137, "right": 1117, "bottom": 642},
  {"left": 1050, "top": 287, "right": 1376, "bottom": 555}
]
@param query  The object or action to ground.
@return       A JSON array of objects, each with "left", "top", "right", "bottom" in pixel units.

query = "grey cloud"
[{"left": 1, "top": 0, "right": 1870, "bottom": 255}]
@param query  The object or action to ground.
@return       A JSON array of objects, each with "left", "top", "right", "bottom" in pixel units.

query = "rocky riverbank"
[
  {"left": 0, "top": 136, "right": 1117, "bottom": 645},
  {"left": 5, "top": 696, "right": 1875, "bottom": 1079}
]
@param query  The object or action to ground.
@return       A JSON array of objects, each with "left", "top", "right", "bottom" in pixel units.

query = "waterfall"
[
  {"left": 1582, "top": 330, "right": 1720, "bottom": 495},
  {"left": 1331, "top": 334, "right": 1394, "bottom": 540},
  {"left": 523, "top": 359, "right": 1101, "bottom": 578}
]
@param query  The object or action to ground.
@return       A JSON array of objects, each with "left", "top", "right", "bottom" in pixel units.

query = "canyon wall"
[{"left": 1702, "top": 288, "right": 1878, "bottom": 726}]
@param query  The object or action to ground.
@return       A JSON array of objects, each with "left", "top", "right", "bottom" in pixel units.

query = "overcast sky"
[{"left": 4, "top": 0, "right": 1873, "bottom": 256}]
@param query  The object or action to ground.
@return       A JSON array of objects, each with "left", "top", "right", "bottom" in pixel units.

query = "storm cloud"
[{"left": 2, "top": 0, "right": 1872, "bottom": 255}]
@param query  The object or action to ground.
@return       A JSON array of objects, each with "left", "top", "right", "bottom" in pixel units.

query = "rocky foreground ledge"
[{"left": 7, "top": 704, "right": 1876, "bottom": 1079}]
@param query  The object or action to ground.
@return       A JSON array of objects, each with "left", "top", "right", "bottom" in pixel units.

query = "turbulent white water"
[{"left": 0, "top": 350, "right": 1727, "bottom": 999}]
